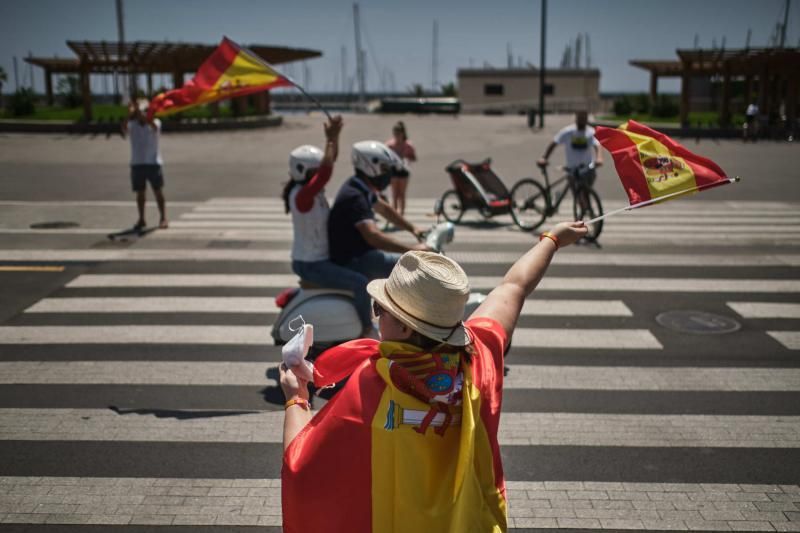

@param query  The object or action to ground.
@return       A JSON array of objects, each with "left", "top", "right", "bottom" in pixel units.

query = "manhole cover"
[
  {"left": 30, "top": 221, "right": 80, "bottom": 229},
  {"left": 656, "top": 310, "right": 741, "bottom": 335}
]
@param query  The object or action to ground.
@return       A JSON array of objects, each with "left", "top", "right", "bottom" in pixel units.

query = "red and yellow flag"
[
  {"left": 282, "top": 318, "right": 509, "bottom": 533},
  {"left": 595, "top": 120, "right": 731, "bottom": 206},
  {"left": 148, "top": 37, "right": 292, "bottom": 117}
]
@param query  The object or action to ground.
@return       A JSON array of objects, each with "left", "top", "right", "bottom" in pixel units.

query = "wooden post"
[
  {"left": 680, "top": 62, "right": 691, "bottom": 128},
  {"left": 172, "top": 71, "right": 183, "bottom": 89},
  {"left": 255, "top": 91, "right": 268, "bottom": 114},
  {"left": 720, "top": 62, "right": 731, "bottom": 127},
  {"left": 786, "top": 74, "right": 798, "bottom": 129},
  {"left": 80, "top": 59, "right": 92, "bottom": 121},
  {"left": 759, "top": 64, "right": 769, "bottom": 118},
  {"left": 146, "top": 72, "right": 153, "bottom": 97},
  {"left": 649, "top": 71, "right": 658, "bottom": 107},
  {"left": 45, "top": 69, "right": 54, "bottom": 106},
  {"left": 744, "top": 75, "right": 753, "bottom": 108}
]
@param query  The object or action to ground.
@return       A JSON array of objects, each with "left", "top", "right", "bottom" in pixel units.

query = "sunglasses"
[{"left": 372, "top": 300, "right": 385, "bottom": 318}]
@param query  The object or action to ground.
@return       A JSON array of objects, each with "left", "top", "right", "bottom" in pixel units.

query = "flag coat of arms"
[
  {"left": 281, "top": 318, "right": 509, "bottom": 533},
  {"left": 595, "top": 120, "right": 731, "bottom": 206},
  {"left": 148, "top": 37, "right": 292, "bottom": 117}
]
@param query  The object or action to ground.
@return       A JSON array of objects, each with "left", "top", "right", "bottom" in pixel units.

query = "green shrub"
[
  {"left": 612, "top": 96, "right": 632, "bottom": 116},
  {"left": 8, "top": 88, "right": 36, "bottom": 116},
  {"left": 651, "top": 95, "right": 678, "bottom": 118},
  {"left": 632, "top": 93, "right": 650, "bottom": 114},
  {"left": 57, "top": 76, "right": 82, "bottom": 108}
]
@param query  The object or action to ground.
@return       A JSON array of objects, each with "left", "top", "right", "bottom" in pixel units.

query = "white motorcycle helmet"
[
  {"left": 351, "top": 140, "right": 402, "bottom": 189},
  {"left": 289, "top": 145, "right": 324, "bottom": 183}
]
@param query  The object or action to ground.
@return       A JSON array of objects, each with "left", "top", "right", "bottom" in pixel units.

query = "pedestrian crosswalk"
[{"left": 1, "top": 197, "right": 799, "bottom": 531}]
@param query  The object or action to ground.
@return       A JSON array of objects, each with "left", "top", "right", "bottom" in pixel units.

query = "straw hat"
[{"left": 367, "top": 251, "right": 471, "bottom": 346}]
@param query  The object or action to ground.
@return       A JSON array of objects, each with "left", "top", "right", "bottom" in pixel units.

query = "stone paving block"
[
  {"left": 729, "top": 491, "right": 771, "bottom": 501},
  {"left": 86, "top": 514, "right": 133, "bottom": 525},
  {"left": 741, "top": 510, "right": 789, "bottom": 522},
  {"left": 258, "top": 515, "right": 283, "bottom": 526},
  {"left": 0, "top": 503, "right": 36, "bottom": 514},
  {"left": 772, "top": 495, "right": 800, "bottom": 503},
  {"left": 550, "top": 499, "right": 593, "bottom": 510},
  {"left": 642, "top": 519, "right": 688, "bottom": 530},
  {"left": 44, "top": 514, "right": 90, "bottom": 524},
  {"left": 506, "top": 481, "right": 544, "bottom": 490},
  {"left": 527, "top": 489, "right": 568, "bottom": 500},
  {"left": 167, "top": 486, "right": 211, "bottom": 497},
  {"left": 649, "top": 492, "right": 691, "bottom": 502},
  {"left": 575, "top": 508, "right": 659, "bottom": 520},
  {"left": 171, "top": 514, "right": 217, "bottom": 525},
  {"left": 247, "top": 487, "right": 281, "bottom": 497},
  {"left": 142, "top": 495, "right": 184, "bottom": 506},
  {"left": 231, "top": 480, "right": 272, "bottom": 488},
  {"left": 674, "top": 501, "right": 717, "bottom": 511},
  {"left": 74, "top": 504, "right": 120, "bottom": 515},
  {"left": 584, "top": 482, "right": 625, "bottom": 491},
  {"left": 568, "top": 490, "right": 609, "bottom": 500},
  {"left": 240, "top": 505, "right": 281, "bottom": 516},
  {"left": 2, "top": 513, "right": 48, "bottom": 523},
  {"left": 659, "top": 510, "right": 703, "bottom": 521},
  {"left": 208, "top": 487, "right": 250, "bottom": 497},
  {"left": 600, "top": 518, "right": 645, "bottom": 529},
  {"left": 32, "top": 503, "right": 77, "bottom": 514},
  {"left": 130, "top": 514, "right": 174, "bottom": 525},
  {"left": 190, "top": 479, "right": 233, "bottom": 488},
  {"left": 690, "top": 491, "right": 732, "bottom": 502},
  {"left": 727, "top": 520, "right": 776, "bottom": 531},
  {"left": 624, "top": 483, "right": 670, "bottom": 492},
  {"left": 215, "top": 514, "right": 259, "bottom": 525},
  {"left": 609, "top": 490, "right": 650, "bottom": 501},
  {"left": 181, "top": 496, "right": 229, "bottom": 507},
  {"left": 787, "top": 511, "right": 800, "bottom": 521},
  {"left": 544, "top": 481, "right": 584, "bottom": 490},
  {"left": 592, "top": 500, "right": 635, "bottom": 510},
  {"left": 780, "top": 486, "right": 800, "bottom": 494},
  {"left": 703, "top": 484, "right": 742, "bottom": 492},
  {"left": 634, "top": 500, "right": 676, "bottom": 511},
  {"left": 557, "top": 517, "right": 602, "bottom": 528},
  {"left": 757, "top": 502, "right": 800, "bottom": 512},
  {"left": 685, "top": 519, "right": 733, "bottom": 531},
  {"left": 506, "top": 489, "right": 528, "bottom": 501},
  {"left": 699, "top": 509, "right": 745, "bottom": 521},
  {"left": 742, "top": 485, "right": 786, "bottom": 493},
  {"left": 513, "top": 517, "right": 558, "bottom": 528},
  {"left": 528, "top": 508, "right": 576, "bottom": 518},
  {"left": 116, "top": 504, "right": 161, "bottom": 515},
  {"left": 774, "top": 524, "right": 800, "bottom": 532},
  {"left": 157, "top": 505, "right": 206, "bottom": 516}
]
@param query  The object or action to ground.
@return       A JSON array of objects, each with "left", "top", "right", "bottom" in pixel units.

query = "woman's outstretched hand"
[
  {"left": 279, "top": 363, "right": 310, "bottom": 401},
  {"left": 550, "top": 221, "right": 589, "bottom": 248}
]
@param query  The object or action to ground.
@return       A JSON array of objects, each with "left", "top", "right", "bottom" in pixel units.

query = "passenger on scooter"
[
  {"left": 328, "top": 140, "right": 430, "bottom": 280},
  {"left": 282, "top": 116, "right": 376, "bottom": 338}
]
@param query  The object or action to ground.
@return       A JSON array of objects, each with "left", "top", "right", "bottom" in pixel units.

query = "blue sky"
[{"left": 0, "top": 0, "right": 797, "bottom": 94}]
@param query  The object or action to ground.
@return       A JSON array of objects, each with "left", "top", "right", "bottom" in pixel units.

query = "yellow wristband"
[
  {"left": 285, "top": 397, "right": 310, "bottom": 410},
  {"left": 539, "top": 231, "right": 559, "bottom": 250}
]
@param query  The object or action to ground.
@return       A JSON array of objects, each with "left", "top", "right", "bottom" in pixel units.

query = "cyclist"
[
  {"left": 537, "top": 110, "right": 604, "bottom": 192},
  {"left": 282, "top": 116, "right": 375, "bottom": 339},
  {"left": 328, "top": 140, "right": 430, "bottom": 281}
]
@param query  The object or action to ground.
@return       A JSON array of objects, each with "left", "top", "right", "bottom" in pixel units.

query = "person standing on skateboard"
[{"left": 121, "top": 100, "right": 168, "bottom": 230}]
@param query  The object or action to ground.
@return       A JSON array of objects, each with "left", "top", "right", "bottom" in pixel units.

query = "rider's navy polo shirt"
[{"left": 328, "top": 176, "right": 378, "bottom": 265}]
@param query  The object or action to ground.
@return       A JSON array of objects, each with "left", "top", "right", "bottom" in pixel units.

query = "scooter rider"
[
  {"left": 282, "top": 117, "right": 376, "bottom": 339},
  {"left": 328, "top": 140, "right": 430, "bottom": 280}
]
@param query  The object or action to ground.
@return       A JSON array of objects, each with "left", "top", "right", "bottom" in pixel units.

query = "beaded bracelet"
[{"left": 539, "top": 231, "right": 559, "bottom": 250}]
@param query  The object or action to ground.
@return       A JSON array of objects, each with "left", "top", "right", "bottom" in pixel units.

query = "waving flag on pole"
[
  {"left": 148, "top": 37, "right": 293, "bottom": 117},
  {"left": 594, "top": 120, "right": 738, "bottom": 218}
]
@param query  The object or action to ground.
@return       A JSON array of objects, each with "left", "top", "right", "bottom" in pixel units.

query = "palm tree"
[{"left": 0, "top": 66, "right": 7, "bottom": 109}]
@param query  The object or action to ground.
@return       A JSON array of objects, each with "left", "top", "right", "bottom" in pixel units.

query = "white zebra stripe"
[
  {"left": 3, "top": 362, "right": 796, "bottom": 390},
  {"left": 767, "top": 331, "right": 800, "bottom": 350},
  {"left": 0, "top": 325, "right": 660, "bottom": 348},
  {"left": 0, "top": 408, "right": 796, "bottom": 447},
  {"left": 64, "top": 274, "right": 800, "bottom": 293},
  {"left": 727, "top": 303, "right": 800, "bottom": 319},
  {"left": 24, "top": 297, "right": 630, "bottom": 317}
]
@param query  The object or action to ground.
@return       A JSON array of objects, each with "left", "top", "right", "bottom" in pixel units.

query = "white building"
[{"left": 457, "top": 67, "right": 601, "bottom": 114}]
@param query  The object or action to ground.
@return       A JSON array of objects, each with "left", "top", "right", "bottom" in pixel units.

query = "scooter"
[{"left": 271, "top": 221, "right": 486, "bottom": 347}]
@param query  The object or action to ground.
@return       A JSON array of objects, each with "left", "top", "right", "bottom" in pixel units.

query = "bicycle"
[{"left": 508, "top": 162, "right": 604, "bottom": 241}]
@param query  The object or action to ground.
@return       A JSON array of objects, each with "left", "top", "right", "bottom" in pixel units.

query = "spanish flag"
[
  {"left": 148, "top": 37, "right": 292, "bottom": 117},
  {"left": 282, "top": 318, "right": 509, "bottom": 533},
  {"left": 595, "top": 120, "right": 732, "bottom": 206}
]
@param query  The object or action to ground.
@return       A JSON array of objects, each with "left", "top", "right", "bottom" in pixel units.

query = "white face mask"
[{"left": 281, "top": 315, "right": 315, "bottom": 383}]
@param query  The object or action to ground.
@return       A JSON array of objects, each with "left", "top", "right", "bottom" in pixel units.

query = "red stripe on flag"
[
  {"left": 624, "top": 120, "right": 728, "bottom": 187},
  {"left": 595, "top": 126, "right": 652, "bottom": 204}
]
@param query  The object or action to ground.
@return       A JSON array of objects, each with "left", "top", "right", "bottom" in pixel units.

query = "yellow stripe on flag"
[{"left": 620, "top": 128, "right": 697, "bottom": 200}]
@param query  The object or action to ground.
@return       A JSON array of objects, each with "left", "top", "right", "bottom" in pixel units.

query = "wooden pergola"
[
  {"left": 26, "top": 40, "right": 322, "bottom": 120},
  {"left": 631, "top": 47, "right": 800, "bottom": 127}
]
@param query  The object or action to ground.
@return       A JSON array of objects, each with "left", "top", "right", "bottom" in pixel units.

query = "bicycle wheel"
[
  {"left": 439, "top": 189, "right": 464, "bottom": 223},
  {"left": 572, "top": 186, "right": 604, "bottom": 242},
  {"left": 509, "top": 178, "right": 548, "bottom": 231}
]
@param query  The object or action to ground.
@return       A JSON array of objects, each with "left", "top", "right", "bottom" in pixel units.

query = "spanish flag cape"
[
  {"left": 282, "top": 317, "right": 508, "bottom": 533},
  {"left": 148, "top": 37, "right": 292, "bottom": 118}
]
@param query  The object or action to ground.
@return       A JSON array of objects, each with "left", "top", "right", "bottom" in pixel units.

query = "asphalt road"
[{"left": 0, "top": 115, "right": 799, "bottom": 532}]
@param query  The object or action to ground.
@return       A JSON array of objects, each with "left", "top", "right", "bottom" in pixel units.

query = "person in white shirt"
[
  {"left": 121, "top": 101, "right": 168, "bottom": 230},
  {"left": 537, "top": 110, "right": 604, "bottom": 185}
]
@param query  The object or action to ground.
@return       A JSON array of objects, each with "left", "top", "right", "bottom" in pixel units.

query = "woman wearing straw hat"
[{"left": 279, "top": 221, "right": 587, "bottom": 532}]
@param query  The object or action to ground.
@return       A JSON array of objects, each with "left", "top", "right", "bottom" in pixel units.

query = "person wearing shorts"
[
  {"left": 386, "top": 121, "right": 416, "bottom": 216},
  {"left": 122, "top": 101, "right": 168, "bottom": 230}
]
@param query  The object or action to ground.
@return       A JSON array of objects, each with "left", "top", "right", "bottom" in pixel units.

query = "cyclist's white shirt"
[{"left": 554, "top": 124, "right": 597, "bottom": 169}]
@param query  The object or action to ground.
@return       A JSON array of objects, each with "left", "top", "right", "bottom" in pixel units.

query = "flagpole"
[{"left": 583, "top": 176, "right": 741, "bottom": 225}]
